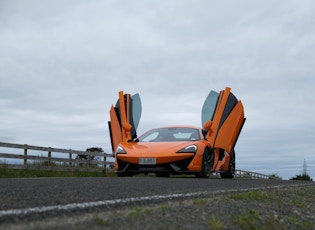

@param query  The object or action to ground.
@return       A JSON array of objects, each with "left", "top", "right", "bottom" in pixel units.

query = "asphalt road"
[
  {"left": 0, "top": 177, "right": 312, "bottom": 220},
  {"left": 1, "top": 177, "right": 314, "bottom": 229}
]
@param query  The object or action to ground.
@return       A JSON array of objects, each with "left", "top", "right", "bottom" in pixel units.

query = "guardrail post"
[{"left": 24, "top": 144, "right": 28, "bottom": 167}]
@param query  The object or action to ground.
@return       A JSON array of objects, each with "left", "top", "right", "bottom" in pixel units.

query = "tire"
[
  {"left": 196, "top": 148, "right": 214, "bottom": 178},
  {"left": 220, "top": 149, "right": 235, "bottom": 178}
]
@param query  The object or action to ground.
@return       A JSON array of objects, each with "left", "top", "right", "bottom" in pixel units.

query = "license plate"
[{"left": 139, "top": 158, "right": 156, "bottom": 165}]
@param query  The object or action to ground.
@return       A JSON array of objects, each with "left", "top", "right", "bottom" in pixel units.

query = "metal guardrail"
[
  {"left": 235, "top": 169, "right": 271, "bottom": 179},
  {"left": 0, "top": 141, "right": 114, "bottom": 172}
]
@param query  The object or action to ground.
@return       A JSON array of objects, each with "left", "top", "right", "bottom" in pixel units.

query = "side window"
[
  {"left": 190, "top": 130, "right": 200, "bottom": 140},
  {"left": 201, "top": 90, "right": 219, "bottom": 127}
]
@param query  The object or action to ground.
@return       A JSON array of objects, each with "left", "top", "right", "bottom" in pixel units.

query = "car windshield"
[{"left": 138, "top": 127, "right": 200, "bottom": 142}]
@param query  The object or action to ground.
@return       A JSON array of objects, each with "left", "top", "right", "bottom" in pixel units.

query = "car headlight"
[
  {"left": 177, "top": 145, "right": 197, "bottom": 154},
  {"left": 115, "top": 145, "right": 126, "bottom": 154}
]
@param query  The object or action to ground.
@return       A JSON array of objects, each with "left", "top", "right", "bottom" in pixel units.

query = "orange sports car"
[{"left": 108, "top": 87, "right": 245, "bottom": 178}]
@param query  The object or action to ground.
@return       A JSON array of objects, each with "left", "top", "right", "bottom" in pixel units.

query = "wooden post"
[
  {"left": 87, "top": 152, "right": 90, "bottom": 168},
  {"left": 24, "top": 144, "right": 28, "bottom": 167},
  {"left": 48, "top": 147, "right": 51, "bottom": 166},
  {"left": 69, "top": 149, "right": 72, "bottom": 166},
  {"left": 103, "top": 155, "right": 106, "bottom": 173}
]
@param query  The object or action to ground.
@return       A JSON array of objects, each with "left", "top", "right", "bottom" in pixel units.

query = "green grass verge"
[{"left": 0, "top": 165, "right": 116, "bottom": 178}]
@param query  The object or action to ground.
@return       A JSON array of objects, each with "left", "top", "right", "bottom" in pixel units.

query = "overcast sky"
[{"left": 1, "top": 1, "right": 314, "bottom": 180}]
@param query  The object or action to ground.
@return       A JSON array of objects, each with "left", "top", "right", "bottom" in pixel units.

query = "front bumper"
[{"left": 116, "top": 157, "right": 198, "bottom": 174}]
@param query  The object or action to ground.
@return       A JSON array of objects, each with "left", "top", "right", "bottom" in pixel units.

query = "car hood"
[{"left": 120, "top": 141, "right": 194, "bottom": 154}]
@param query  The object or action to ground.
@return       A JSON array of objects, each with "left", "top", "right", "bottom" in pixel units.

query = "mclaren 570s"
[{"left": 108, "top": 87, "right": 245, "bottom": 178}]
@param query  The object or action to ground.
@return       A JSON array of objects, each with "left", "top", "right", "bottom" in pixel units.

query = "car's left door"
[{"left": 108, "top": 91, "right": 142, "bottom": 153}]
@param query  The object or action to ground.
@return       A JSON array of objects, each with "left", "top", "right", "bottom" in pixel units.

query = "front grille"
[
  {"left": 117, "top": 156, "right": 194, "bottom": 173},
  {"left": 172, "top": 157, "right": 194, "bottom": 170}
]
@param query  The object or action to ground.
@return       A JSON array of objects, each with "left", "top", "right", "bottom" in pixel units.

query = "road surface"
[{"left": 0, "top": 177, "right": 313, "bottom": 229}]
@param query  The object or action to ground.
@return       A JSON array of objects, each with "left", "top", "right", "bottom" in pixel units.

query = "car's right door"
[{"left": 202, "top": 87, "right": 246, "bottom": 155}]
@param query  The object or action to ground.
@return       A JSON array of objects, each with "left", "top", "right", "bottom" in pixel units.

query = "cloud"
[{"left": 1, "top": 0, "right": 315, "bottom": 179}]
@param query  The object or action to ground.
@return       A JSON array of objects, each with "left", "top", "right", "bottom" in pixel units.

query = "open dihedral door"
[
  {"left": 202, "top": 87, "right": 246, "bottom": 172},
  {"left": 108, "top": 91, "right": 142, "bottom": 154}
]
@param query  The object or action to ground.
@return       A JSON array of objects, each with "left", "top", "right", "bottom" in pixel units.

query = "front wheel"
[
  {"left": 196, "top": 148, "right": 214, "bottom": 178},
  {"left": 220, "top": 149, "right": 235, "bottom": 178}
]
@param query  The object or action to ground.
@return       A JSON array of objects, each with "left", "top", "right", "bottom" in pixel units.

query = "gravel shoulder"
[{"left": 2, "top": 183, "right": 315, "bottom": 230}]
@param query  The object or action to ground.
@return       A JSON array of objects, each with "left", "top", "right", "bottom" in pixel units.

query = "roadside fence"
[
  {"left": 0, "top": 142, "right": 114, "bottom": 172},
  {"left": 235, "top": 169, "right": 271, "bottom": 179}
]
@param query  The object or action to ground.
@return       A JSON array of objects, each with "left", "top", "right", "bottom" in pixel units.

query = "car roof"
[{"left": 150, "top": 125, "right": 202, "bottom": 130}]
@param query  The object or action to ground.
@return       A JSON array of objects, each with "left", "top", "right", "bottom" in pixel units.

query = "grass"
[
  {"left": 0, "top": 164, "right": 114, "bottom": 178},
  {"left": 193, "top": 198, "right": 207, "bottom": 205},
  {"left": 229, "top": 190, "right": 272, "bottom": 201},
  {"left": 159, "top": 203, "right": 172, "bottom": 211},
  {"left": 231, "top": 209, "right": 314, "bottom": 230},
  {"left": 228, "top": 188, "right": 315, "bottom": 230},
  {"left": 93, "top": 214, "right": 107, "bottom": 226},
  {"left": 129, "top": 206, "right": 152, "bottom": 220},
  {"left": 291, "top": 197, "right": 305, "bottom": 208},
  {"left": 206, "top": 215, "right": 224, "bottom": 230},
  {"left": 232, "top": 209, "right": 262, "bottom": 230}
]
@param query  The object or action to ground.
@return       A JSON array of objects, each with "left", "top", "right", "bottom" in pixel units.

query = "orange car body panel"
[
  {"left": 206, "top": 87, "right": 231, "bottom": 147},
  {"left": 114, "top": 126, "right": 206, "bottom": 172},
  {"left": 214, "top": 101, "right": 244, "bottom": 153},
  {"left": 205, "top": 87, "right": 245, "bottom": 154},
  {"left": 213, "top": 149, "right": 231, "bottom": 171},
  {"left": 118, "top": 91, "right": 132, "bottom": 142},
  {"left": 108, "top": 91, "right": 135, "bottom": 154},
  {"left": 109, "top": 105, "right": 122, "bottom": 154}
]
